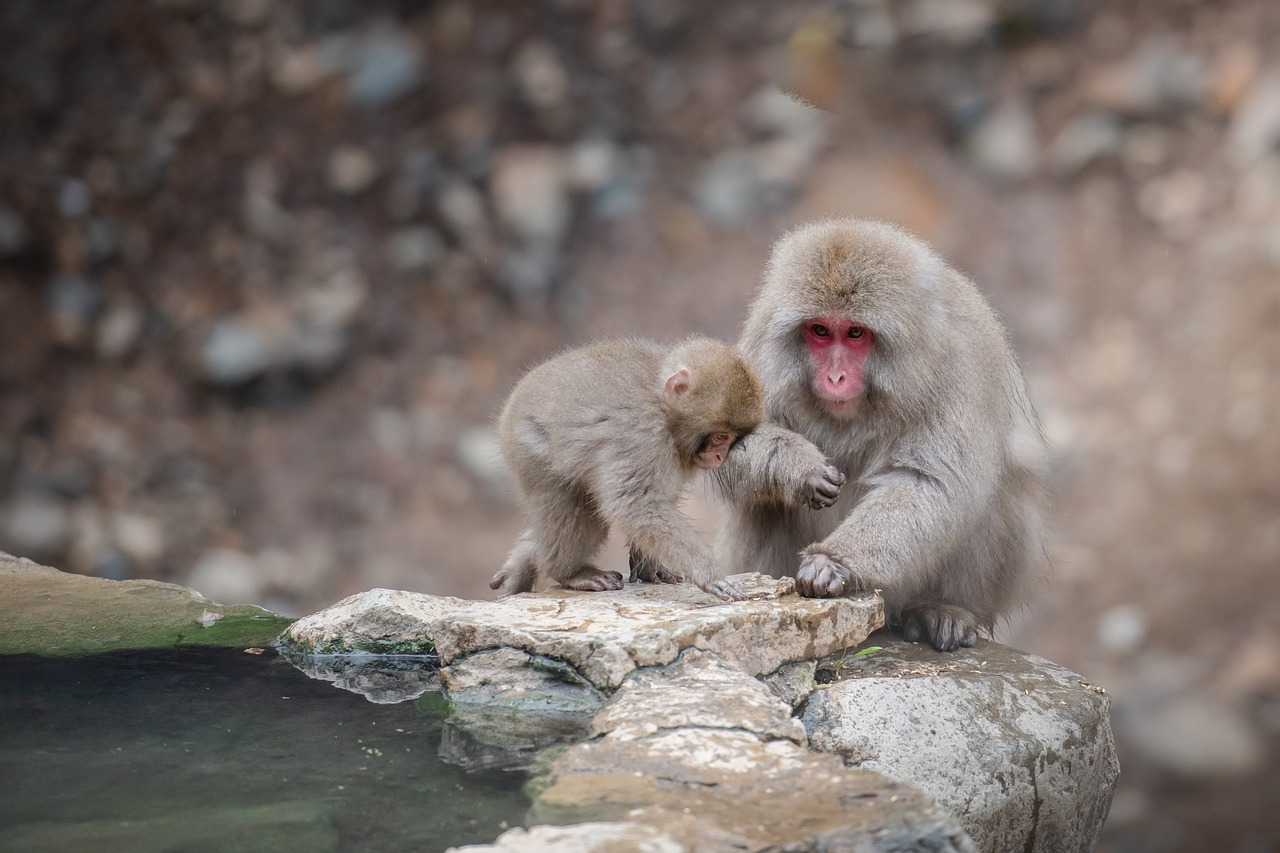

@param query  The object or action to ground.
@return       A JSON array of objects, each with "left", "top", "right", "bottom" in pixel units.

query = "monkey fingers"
[
  {"left": 795, "top": 551, "right": 854, "bottom": 598},
  {"left": 697, "top": 577, "right": 746, "bottom": 602},
  {"left": 806, "top": 464, "right": 846, "bottom": 509}
]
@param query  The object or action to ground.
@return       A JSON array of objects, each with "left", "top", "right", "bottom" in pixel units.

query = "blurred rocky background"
[{"left": 1, "top": 0, "right": 1278, "bottom": 849}]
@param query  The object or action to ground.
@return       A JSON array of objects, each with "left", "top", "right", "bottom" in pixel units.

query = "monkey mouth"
[{"left": 818, "top": 395, "right": 862, "bottom": 416}]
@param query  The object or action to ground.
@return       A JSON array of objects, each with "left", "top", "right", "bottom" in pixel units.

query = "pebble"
[
  {"left": 201, "top": 317, "right": 274, "bottom": 385},
  {"left": 318, "top": 24, "right": 426, "bottom": 109},
  {"left": 489, "top": 145, "right": 570, "bottom": 244},
  {"left": 692, "top": 150, "right": 779, "bottom": 226},
  {"left": 1230, "top": 69, "right": 1280, "bottom": 165},
  {"left": 0, "top": 204, "right": 29, "bottom": 255},
  {"left": 96, "top": 303, "right": 145, "bottom": 360},
  {"left": 327, "top": 145, "right": 378, "bottom": 195},
  {"left": 512, "top": 40, "right": 569, "bottom": 110},
  {"left": 1047, "top": 113, "right": 1123, "bottom": 176},
  {"left": 385, "top": 226, "right": 445, "bottom": 272},
  {"left": 0, "top": 493, "right": 70, "bottom": 556},
  {"left": 1087, "top": 37, "right": 1208, "bottom": 116},
  {"left": 45, "top": 274, "right": 104, "bottom": 347},
  {"left": 965, "top": 100, "right": 1039, "bottom": 182}
]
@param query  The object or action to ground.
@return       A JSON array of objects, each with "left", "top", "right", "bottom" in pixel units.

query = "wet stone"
[{"left": 281, "top": 573, "right": 883, "bottom": 691}]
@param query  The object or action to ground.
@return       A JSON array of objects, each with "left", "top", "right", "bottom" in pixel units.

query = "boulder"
[{"left": 803, "top": 634, "right": 1119, "bottom": 853}]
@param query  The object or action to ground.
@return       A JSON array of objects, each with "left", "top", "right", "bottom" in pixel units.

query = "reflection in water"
[{"left": 0, "top": 648, "right": 529, "bottom": 853}]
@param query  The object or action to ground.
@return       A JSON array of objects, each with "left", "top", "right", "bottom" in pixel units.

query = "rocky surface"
[
  {"left": 806, "top": 635, "right": 1120, "bottom": 853},
  {"left": 281, "top": 573, "right": 883, "bottom": 690},
  {"left": 0, "top": 551, "right": 292, "bottom": 655},
  {"left": 454, "top": 648, "right": 977, "bottom": 853}
]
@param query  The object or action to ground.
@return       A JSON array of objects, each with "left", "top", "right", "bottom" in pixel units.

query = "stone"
[
  {"left": 0, "top": 551, "right": 293, "bottom": 656},
  {"left": 489, "top": 145, "right": 570, "bottom": 244},
  {"left": 385, "top": 226, "right": 444, "bottom": 272},
  {"left": 201, "top": 317, "right": 274, "bottom": 385},
  {"left": 1231, "top": 69, "right": 1280, "bottom": 165},
  {"left": 692, "top": 150, "right": 786, "bottom": 226},
  {"left": 965, "top": 100, "right": 1039, "bottom": 182},
  {"left": 449, "top": 822, "right": 684, "bottom": 853},
  {"left": 1086, "top": 37, "right": 1208, "bottom": 117},
  {"left": 442, "top": 647, "right": 605, "bottom": 714},
  {"left": 512, "top": 41, "right": 569, "bottom": 110},
  {"left": 1047, "top": 113, "right": 1124, "bottom": 176},
  {"left": 0, "top": 203, "right": 29, "bottom": 255},
  {"left": 317, "top": 24, "right": 426, "bottom": 109},
  {"left": 285, "top": 654, "right": 441, "bottom": 704},
  {"left": 326, "top": 145, "right": 378, "bottom": 194},
  {"left": 759, "top": 659, "right": 817, "bottom": 709},
  {"left": 803, "top": 635, "right": 1118, "bottom": 853},
  {"left": 592, "top": 649, "right": 807, "bottom": 746},
  {"left": 281, "top": 574, "right": 883, "bottom": 690},
  {"left": 1, "top": 492, "right": 70, "bottom": 556},
  {"left": 45, "top": 274, "right": 104, "bottom": 347},
  {"left": 531, "top": 650, "right": 975, "bottom": 852}
]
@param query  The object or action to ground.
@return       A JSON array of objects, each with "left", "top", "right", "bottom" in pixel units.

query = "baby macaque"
[{"left": 490, "top": 337, "right": 764, "bottom": 600}]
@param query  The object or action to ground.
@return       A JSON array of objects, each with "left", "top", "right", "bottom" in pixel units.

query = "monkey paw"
[
  {"left": 900, "top": 604, "right": 978, "bottom": 652},
  {"left": 698, "top": 577, "right": 746, "bottom": 602},
  {"left": 628, "top": 545, "right": 683, "bottom": 585},
  {"left": 489, "top": 567, "right": 535, "bottom": 596},
  {"left": 795, "top": 550, "right": 858, "bottom": 598},
  {"left": 802, "top": 463, "right": 845, "bottom": 510},
  {"left": 560, "top": 566, "right": 625, "bottom": 592}
]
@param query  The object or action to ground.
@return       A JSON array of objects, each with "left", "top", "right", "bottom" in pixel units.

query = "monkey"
[
  {"left": 489, "top": 336, "right": 765, "bottom": 601},
  {"left": 711, "top": 218, "right": 1048, "bottom": 651}
]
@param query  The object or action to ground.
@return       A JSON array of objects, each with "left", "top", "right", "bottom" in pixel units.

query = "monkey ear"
[{"left": 663, "top": 367, "right": 692, "bottom": 402}]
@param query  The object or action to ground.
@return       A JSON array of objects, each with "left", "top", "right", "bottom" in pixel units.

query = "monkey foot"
[
  {"left": 900, "top": 604, "right": 979, "bottom": 652},
  {"left": 628, "top": 546, "right": 683, "bottom": 585},
  {"left": 560, "top": 566, "right": 625, "bottom": 592}
]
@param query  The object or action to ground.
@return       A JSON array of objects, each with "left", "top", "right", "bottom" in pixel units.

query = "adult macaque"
[
  {"left": 490, "top": 337, "right": 764, "bottom": 601},
  {"left": 715, "top": 218, "right": 1049, "bottom": 651}
]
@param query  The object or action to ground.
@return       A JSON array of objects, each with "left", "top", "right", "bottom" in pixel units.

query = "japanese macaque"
[
  {"left": 490, "top": 337, "right": 764, "bottom": 600},
  {"left": 714, "top": 218, "right": 1049, "bottom": 651}
]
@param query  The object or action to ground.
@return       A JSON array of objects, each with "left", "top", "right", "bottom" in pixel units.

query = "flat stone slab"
[
  {"left": 282, "top": 573, "right": 882, "bottom": 689},
  {"left": 805, "top": 634, "right": 1119, "bottom": 853},
  {"left": 0, "top": 552, "right": 293, "bottom": 656}
]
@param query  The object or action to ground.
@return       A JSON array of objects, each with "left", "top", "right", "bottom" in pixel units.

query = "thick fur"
[
  {"left": 492, "top": 337, "right": 763, "bottom": 598},
  {"left": 714, "top": 219, "right": 1048, "bottom": 650}
]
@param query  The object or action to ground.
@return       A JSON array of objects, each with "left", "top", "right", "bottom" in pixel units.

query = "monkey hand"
[
  {"left": 696, "top": 576, "right": 747, "bottom": 602},
  {"left": 803, "top": 463, "right": 845, "bottom": 509},
  {"left": 795, "top": 548, "right": 868, "bottom": 598}
]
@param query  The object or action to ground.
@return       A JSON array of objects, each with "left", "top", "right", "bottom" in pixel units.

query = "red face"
[
  {"left": 803, "top": 317, "right": 874, "bottom": 413},
  {"left": 694, "top": 431, "right": 738, "bottom": 469}
]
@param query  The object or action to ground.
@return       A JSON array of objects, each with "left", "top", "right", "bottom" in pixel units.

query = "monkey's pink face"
[
  {"left": 694, "top": 431, "right": 738, "bottom": 469},
  {"left": 804, "top": 317, "right": 873, "bottom": 413}
]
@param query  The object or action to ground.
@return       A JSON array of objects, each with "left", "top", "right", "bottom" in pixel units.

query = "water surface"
[{"left": 0, "top": 648, "right": 530, "bottom": 852}]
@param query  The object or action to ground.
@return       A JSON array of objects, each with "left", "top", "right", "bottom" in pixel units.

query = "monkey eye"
[
  {"left": 810, "top": 324, "right": 830, "bottom": 338},
  {"left": 848, "top": 326, "right": 865, "bottom": 339}
]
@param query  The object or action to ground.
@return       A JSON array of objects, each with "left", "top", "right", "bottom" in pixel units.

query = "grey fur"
[
  {"left": 715, "top": 219, "right": 1048, "bottom": 651},
  {"left": 492, "top": 337, "right": 763, "bottom": 599}
]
